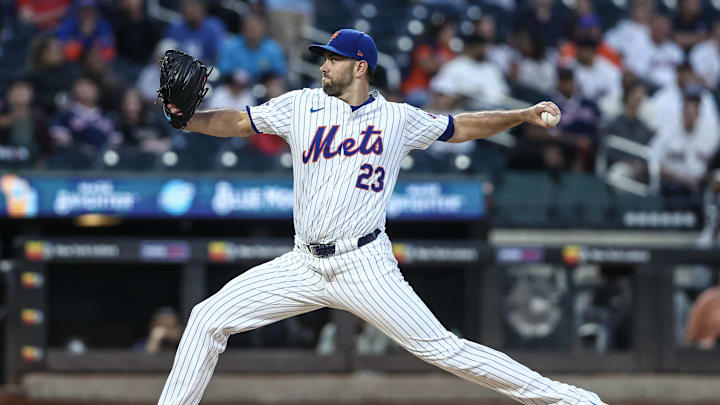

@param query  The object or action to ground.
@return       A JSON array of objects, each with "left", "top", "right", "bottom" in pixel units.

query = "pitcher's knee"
[
  {"left": 189, "top": 298, "right": 227, "bottom": 343},
  {"left": 403, "top": 331, "right": 465, "bottom": 363}
]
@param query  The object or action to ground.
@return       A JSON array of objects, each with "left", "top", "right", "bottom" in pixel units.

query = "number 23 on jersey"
[{"left": 356, "top": 163, "right": 385, "bottom": 192}]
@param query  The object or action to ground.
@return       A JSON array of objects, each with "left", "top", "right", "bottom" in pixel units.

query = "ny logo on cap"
[{"left": 330, "top": 31, "right": 341, "bottom": 41}]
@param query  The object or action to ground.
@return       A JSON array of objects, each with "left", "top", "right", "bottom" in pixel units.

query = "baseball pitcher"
[{"left": 155, "top": 29, "right": 605, "bottom": 405}]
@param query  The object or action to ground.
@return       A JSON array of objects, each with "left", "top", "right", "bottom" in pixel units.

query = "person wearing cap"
[
  {"left": 650, "top": 85, "right": 719, "bottom": 201},
  {"left": 55, "top": 0, "right": 116, "bottom": 62},
  {"left": 159, "top": 29, "right": 607, "bottom": 405},
  {"left": 572, "top": 36, "right": 622, "bottom": 107},
  {"left": 643, "top": 61, "right": 719, "bottom": 132}
]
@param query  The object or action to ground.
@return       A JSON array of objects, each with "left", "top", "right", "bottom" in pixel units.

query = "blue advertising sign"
[{"left": 0, "top": 174, "right": 484, "bottom": 220}]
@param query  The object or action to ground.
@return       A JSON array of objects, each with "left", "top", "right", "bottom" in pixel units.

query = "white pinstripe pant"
[{"left": 158, "top": 233, "right": 606, "bottom": 405}]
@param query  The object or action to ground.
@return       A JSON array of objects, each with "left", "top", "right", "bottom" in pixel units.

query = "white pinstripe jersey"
[{"left": 247, "top": 88, "right": 453, "bottom": 244}]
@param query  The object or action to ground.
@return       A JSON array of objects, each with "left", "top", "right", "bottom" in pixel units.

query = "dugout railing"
[{"left": 4, "top": 238, "right": 720, "bottom": 383}]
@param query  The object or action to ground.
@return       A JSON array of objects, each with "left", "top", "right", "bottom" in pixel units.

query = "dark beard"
[{"left": 322, "top": 74, "right": 351, "bottom": 97}]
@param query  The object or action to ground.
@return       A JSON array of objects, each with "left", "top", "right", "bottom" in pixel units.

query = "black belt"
[{"left": 305, "top": 228, "right": 381, "bottom": 258}]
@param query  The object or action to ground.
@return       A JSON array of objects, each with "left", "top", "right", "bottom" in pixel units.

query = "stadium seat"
[
  {"left": 554, "top": 173, "right": 611, "bottom": 227},
  {"left": 45, "top": 147, "right": 95, "bottom": 171},
  {"left": 493, "top": 171, "right": 558, "bottom": 226}
]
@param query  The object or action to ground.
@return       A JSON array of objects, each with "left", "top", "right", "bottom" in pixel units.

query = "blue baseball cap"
[{"left": 308, "top": 29, "right": 378, "bottom": 72}]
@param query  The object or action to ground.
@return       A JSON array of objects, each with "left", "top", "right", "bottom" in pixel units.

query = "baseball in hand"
[{"left": 541, "top": 111, "right": 560, "bottom": 127}]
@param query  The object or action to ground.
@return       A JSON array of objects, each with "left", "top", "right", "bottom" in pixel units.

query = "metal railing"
[{"left": 597, "top": 134, "right": 660, "bottom": 197}]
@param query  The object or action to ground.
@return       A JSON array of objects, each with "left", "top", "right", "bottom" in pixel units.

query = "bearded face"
[{"left": 321, "top": 56, "right": 355, "bottom": 97}]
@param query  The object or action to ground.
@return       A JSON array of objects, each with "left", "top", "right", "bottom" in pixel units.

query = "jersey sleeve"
[
  {"left": 246, "top": 90, "right": 299, "bottom": 140},
  {"left": 403, "top": 104, "right": 455, "bottom": 151}
]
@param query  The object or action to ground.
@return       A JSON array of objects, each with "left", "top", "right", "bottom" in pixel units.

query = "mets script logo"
[{"left": 302, "top": 125, "right": 383, "bottom": 164}]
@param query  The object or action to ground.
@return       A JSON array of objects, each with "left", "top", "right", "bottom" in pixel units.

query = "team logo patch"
[
  {"left": 357, "top": 50, "right": 364, "bottom": 57},
  {"left": 330, "top": 31, "right": 341, "bottom": 41}
]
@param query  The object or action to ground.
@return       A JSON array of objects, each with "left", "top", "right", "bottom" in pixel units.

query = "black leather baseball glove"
[{"left": 157, "top": 49, "right": 212, "bottom": 129}]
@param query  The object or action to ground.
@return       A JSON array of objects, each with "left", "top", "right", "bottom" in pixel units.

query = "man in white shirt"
[
  {"left": 573, "top": 37, "right": 622, "bottom": 117},
  {"left": 690, "top": 20, "right": 720, "bottom": 90},
  {"left": 606, "top": 10, "right": 683, "bottom": 88},
  {"left": 604, "top": 0, "right": 653, "bottom": 56},
  {"left": 643, "top": 15, "right": 685, "bottom": 87},
  {"left": 430, "top": 34, "right": 510, "bottom": 108},
  {"left": 206, "top": 70, "right": 256, "bottom": 110},
  {"left": 650, "top": 87, "right": 720, "bottom": 196},
  {"left": 642, "top": 62, "right": 719, "bottom": 132},
  {"left": 476, "top": 14, "right": 517, "bottom": 76}
]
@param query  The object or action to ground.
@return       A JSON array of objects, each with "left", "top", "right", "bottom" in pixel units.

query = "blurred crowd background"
[
  {"left": 2, "top": 0, "right": 720, "bottom": 357},
  {"left": 2, "top": 0, "right": 720, "bottom": 202}
]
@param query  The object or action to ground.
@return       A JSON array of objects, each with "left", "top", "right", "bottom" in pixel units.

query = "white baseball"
[{"left": 541, "top": 111, "right": 560, "bottom": 127}]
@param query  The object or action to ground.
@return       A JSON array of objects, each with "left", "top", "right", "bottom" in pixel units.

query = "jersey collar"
[{"left": 350, "top": 89, "right": 382, "bottom": 114}]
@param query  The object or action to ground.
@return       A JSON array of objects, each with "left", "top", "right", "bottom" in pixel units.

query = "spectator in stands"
[
  {"left": 642, "top": 61, "right": 719, "bottom": 132},
  {"left": 0, "top": 10, "right": 38, "bottom": 95},
  {"left": 685, "top": 279, "right": 720, "bottom": 349},
  {"left": 28, "top": 34, "right": 81, "bottom": 115},
  {"left": 609, "top": 12, "right": 683, "bottom": 89},
  {"left": 511, "top": 67, "right": 599, "bottom": 172},
  {"left": 476, "top": 15, "right": 515, "bottom": 76},
  {"left": 514, "top": 0, "right": 565, "bottom": 48},
  {"left": 559, "top": 16, "right": 622, "bottom": 70},
  {"left": 55, "top": 0, "right": 116, "bottom": 62},
  {"left": 116, "top": 87, "right": 171, "bottom": 156},
  {"left": 207, "top": 70, "right": 255, "bottom": 110},
  {"left": 135, "top": 307, "right": 183, "bottom": 354},
  {"left": 164, "top": 0, "right": 225, "bottom": 64},
  {"left": 509, "top": 29, "right": 557, "bottom": 97},
  {"left": 50, "top": 76, "right": 119, "bottom": 151},
  {"left": 690, "top": 19, "right": 720, "bottom": 90},
  {"left": 17, "top": 0, "right": 72, "bottom": 31},
  {"left": 79, "top": 46, "right": 125, "bottom": 113},
  {"left": 401, "top": 19, "right": 456, "bottom": 108},
  {"left": 217, "top": 14, "right": 286, "bottom": 81},
  {"left": 650, "top": 86, "right": 719, "bottom": 198},
  {"left": 645, "top": 15, "right": 684, "bottom": 88},
  {"left": 564, "top": 0, "right": 600, "bottom": 43},
  {"left": 112, "top": 0, "right": 162, "bottom": 66},
  {"left": 264, "top": 0, "right": 314, "bottom": 84},
  {"left": 673, "top": 0, "right": 711, "bottom": 52},
  {"left": 602, "top": 83, "right": 654, "bottom": 179},
  {"left": 136, "top": 38, "right": 177, "bottom": 103},
  {"left": 550, "top": 66, "right": 601, "bottom": 172},
  {"left": 572, "top": 37, "right": 622, "bottom": 115},
  {"left": 248, "top": 74, "right": 289, "bottom": 158},
  {"left": 257, "top": 73, "right": 287, "bottom": 104},
  {"left": 429, "top": 33, "right": 509, "bottom": 110},
  {"left": 0, "top": 78, "right": 51, "bottom": 164},
  {"left": 604, "top": 0, "right": 654, "bottom": 66}
]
